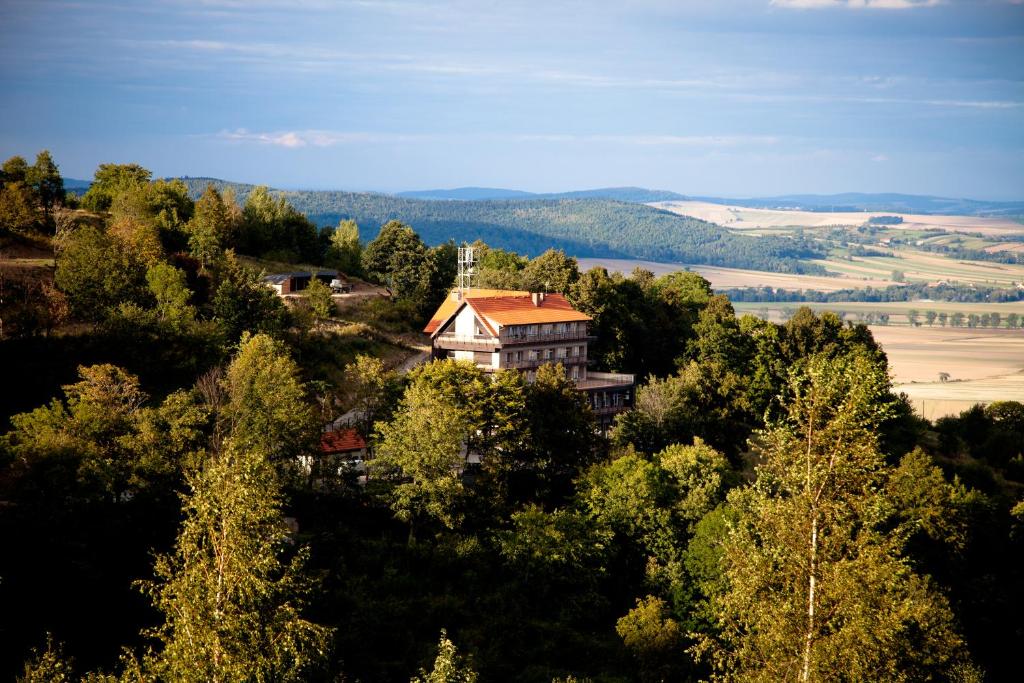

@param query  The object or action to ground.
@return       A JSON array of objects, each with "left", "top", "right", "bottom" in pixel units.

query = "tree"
[
  {"left": 146, "top": 263, "right": 195, "bottom": 328},
  {"left": 1007, "top": 312, "right": 1020, "bottom": 329},
  {"left": 616, "top": 596, "right": 686, "bottom": 683},
  {"left": 938, "top": 311, "right": 949, "bottom": 327},
  {"left": 305, "top": 275, "right": 334, "bottom": 321},
  {"left": 81, "top": 163, "right": 151, "bottom": 212},
  {"left": 211, "top": 253, "right": 289, "bottom": 341},
  {"left": 696, "top": 352, "right": 968, "bottom": 681},
  {"left": 54, "top": 225, "right": 148, "bottom": 321},
  {"left": 362, "top": 220, "right": 428, "bottom": 299},
  {"left": 326, "top": 218, "right": 362, "bottom": 275},
  {"left": 371, "top": 378, "right": 471, "bottom": 541},
  {"left": 0, "top": 181, "right": 39, "bottom": 235},
  {"left": 891, "top": 269, "right": 905, "bottom": 283},
  {"left": 187, "top": 185, "right": 231, "bottom": 270},
  {"left": 411, "top": 630, "right": 478, "bottom": 683},
  {"left": 26, "top": 150, "right": 64, "bottom": 221},
  {"left": 18, "top": 635, "right": 75, "bottom": 683},
  {"left": 951, "top": 312, "right": 965, "bottom": 327},
  {"left": 1, "top": 155, "right": 30, "bottom": 186},
  {"left": 341, "top": 354, "right": 402, "bottom": 442},
  {"left": 657, "top": 438, "right": 733, "bottom": 531},
  {"left": 521, "top": 248, "right": 579, "bottom": 293},
  {"left": 224, "top": 333, "right": 317, "bottom": 462},
  {"left": 138, "top": 439, "right": 332, "bottom": 682},
  {"left": 907, "top": 309, "right": 919, "bottom": 327},
  {"left": 925, "top": 310, "right": 937, "bottom": 327}
]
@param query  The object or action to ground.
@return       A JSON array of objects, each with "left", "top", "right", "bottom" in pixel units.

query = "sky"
[{"left": 0, "top": 0, "right": 1022, "bottom": 199}]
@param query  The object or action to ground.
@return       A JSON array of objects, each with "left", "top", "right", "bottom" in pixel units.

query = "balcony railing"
[
  {"left": 434, "top": 333, "right": 501, "bottom": 351},
  {"left": 503, "top": 356, "right": 586, "bottom": 370},
  {"left": 499, "top": 329, "right": 593, "bottom": 345}
]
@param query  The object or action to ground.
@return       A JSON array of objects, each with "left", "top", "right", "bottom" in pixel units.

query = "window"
[
  {"left": 557, "top": 347, "right": 566, "bottom": 358},
  {"left": 506, "top": 352, "right": 512, "bottom": 364},
  {"left": 546, "top": 348, "right": 554, "bottom": 359},
  {"left": 542, "top": 324, "right": 552, "bottom": 334},
  {"left": 572, "top": 345, "right": 579, "bottom": 357},
  {"left": 516, "top": 351, "right": 523, "bottom": 361},
  {"left": 571, "top": 365, "right": 579, "bottom": 379}
]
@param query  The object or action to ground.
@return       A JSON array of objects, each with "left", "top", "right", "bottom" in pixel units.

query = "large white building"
[{"left": 424, "top": 289, "right": 634, "bottom": 428}]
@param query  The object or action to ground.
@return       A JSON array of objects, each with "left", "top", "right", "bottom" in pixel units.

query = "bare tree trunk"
[{"left": 802, "top": 514, "right": 818, "bottom": 683}]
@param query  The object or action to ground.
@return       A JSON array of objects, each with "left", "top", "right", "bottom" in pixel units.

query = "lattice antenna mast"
[{"left": 457, "top": 245, "right": 477, "bottom": 295}]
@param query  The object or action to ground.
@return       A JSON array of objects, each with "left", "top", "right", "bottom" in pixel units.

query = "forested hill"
[
  {"left": 177, "top": 177, "right": 822, "bottom": 272},
  {"left": 398, "top": 186, "right": 690, "bottom": 202}
]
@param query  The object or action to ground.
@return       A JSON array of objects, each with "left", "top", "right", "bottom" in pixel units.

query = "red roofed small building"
[
  {"left": 320, "top": 428, "right": 367, "bottom": 457},
  {"left": 300, "top": 427, "right": 369, "bottom": 485},
  {"left": 425, "top": 289, "right": 634, "bottom": 428}
]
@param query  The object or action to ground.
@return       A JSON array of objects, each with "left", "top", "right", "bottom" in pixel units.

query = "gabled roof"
[
  {"left": 320, "top": 428, "right": 366, "bottom": 455},
  {"left": 424, "top": 289, "right": 591, "bottom": 336},
  {"left": 423, "top": 289, "right": 530, "bottom": 334}
]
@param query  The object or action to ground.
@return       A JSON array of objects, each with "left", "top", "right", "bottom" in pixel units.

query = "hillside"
[
  {"left": 398, "top": 185, "right": 689, "bottom": 202},
  {"left": 177, "top": 178, "right": 822, "bottom": 272}
]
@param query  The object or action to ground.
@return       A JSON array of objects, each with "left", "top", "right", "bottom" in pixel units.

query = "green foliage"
[
  {"left": 326, "top": 218, "right": 362, "bottom": 275},
  {"left": 237, "top": 185, "right": 320, "bottom": 263},
  {"left": 521, "top": 249, "right": 579, "bottom": 293},
  {"left": 17, "top": 635, "right": 75, "bottom": 683},
  {"left": 55, "top": 226, "right": 149, "bottom": 321},
  {"left": 304, "top": 275, "right": 334, "bottom": 320},
  {"left": 0, "top": 181, "right": 40, "bottom": 234},
  {"left": 211, "top": 254, "right": 289, "bottom": 341},
  {"left": 26, "top": 150, "right": 64, "bottom": 219},
  {"left": 146, "top": 263, "right": 195, "bottom": 329},
  {"left": 615, "top": 596, "right": 686, "bottom": 683},
  {"left": 341, "top": 354, "right": 403, "bottom": 441},
  {"left": 372, "top": 372, "right": 471, "bottom": 538},
  {"left": 362, "top": 219, "right": 428, "bottom": 297},
  {"left": 81, "top": 163, "right": 152, "bottom": 212},
  {"left": 696, "top": 352, "right": 968, "bottom": 681},
  {"left": 411, "top": 630, "right": 477, "bottom": 683},
  {"left": 139, "top": 440, "right": 332, "bottom": 682},
  {"left": 187, "top": 185, "right": 231, "bottom": 269},
  {"left": 175, "top": 179, "right": 823, "bottom": 272},
  {"left": 224, "top": 333, "right": 317, "bottom": 462}
]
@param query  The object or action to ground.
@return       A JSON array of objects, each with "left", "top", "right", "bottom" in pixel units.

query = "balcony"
[
  {"left": 503, "top": 356, "right": 587, "bottom": 370},
  {"left": 576, "top": 371, "right": 635, "bottom": 390},
  {"left": 499, "top": 329, "right": 594, "bottom": 345},
  {"left": 434, "top": 333, "right": 501, "bottom": 352}
]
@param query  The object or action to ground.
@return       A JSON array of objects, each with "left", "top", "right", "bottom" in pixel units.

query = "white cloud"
[
  {"left": 217, "top": 129, "right": 431, "bottom": 147},
  {"left": 771, "top": 0, "right": 944, "bottom": 8},
  {"left": 871, "top": 153, "right": 890, "bottom": 162}
]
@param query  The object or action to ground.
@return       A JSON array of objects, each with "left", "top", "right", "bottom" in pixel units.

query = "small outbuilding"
[{"left": 263, "top": 270, "right": 339, "bottom": 295}]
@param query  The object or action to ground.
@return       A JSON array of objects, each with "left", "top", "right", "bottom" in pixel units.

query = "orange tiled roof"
[
  {"left": 468, "top": 293, "right": 591, "bottom": 328},
  {"left": 423, "top": 289, "right": 530, "bottom": 334},
  {"left": 320, "top": 428, "right": 366, "bottom": 455}
]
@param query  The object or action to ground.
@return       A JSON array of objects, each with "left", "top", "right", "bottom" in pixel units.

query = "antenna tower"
[{"left": 457, "top": 245, "right": 477, "bottom": 294}]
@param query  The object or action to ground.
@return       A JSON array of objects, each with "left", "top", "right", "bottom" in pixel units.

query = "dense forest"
[
  {"left": 3, "top": 156, "right": 1024, "bottom": 682},
  {"left": 170, "top": 177, "right": 824, "bottom": 274}
]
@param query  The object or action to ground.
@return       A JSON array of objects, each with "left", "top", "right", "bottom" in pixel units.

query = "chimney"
[
  {"left": 531, "top": 291, "right": 545, "bottom": 307},
  {"left": 452, "top": 289, "right": 462, "bottom": 301}
]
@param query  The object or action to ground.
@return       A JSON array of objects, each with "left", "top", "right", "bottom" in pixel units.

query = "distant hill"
[
  {"left": 398, "top": 186, "right": 690, "bottom": 203},
  {"left": 397, "top": 187, "right": 537, "bottom": 200},
  {"left": 175, "top": 177, "right": 822, "bottom": 273},
  {"left": 62, "top": 178, "right": 92, "bottom": 192},
  {"left": 692, "top": 192, "right": 1024, "bottom": 216}
]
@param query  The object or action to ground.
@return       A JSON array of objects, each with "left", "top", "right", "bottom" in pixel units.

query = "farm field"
[
  {"left": 813, "top": 250, "right": 1024, "bottom": 287},
  {"left": 653, "top": 200, "right": 1024, "bottom": 238},
  {"left": 576, "top": 257, "right": 896, "bottom": 290},
  {"left": 870, "top": 327, "right": 1024, "bottom": 420},
  {"left": 728, "top": 308, "right": 1024, "bottom": 419}
]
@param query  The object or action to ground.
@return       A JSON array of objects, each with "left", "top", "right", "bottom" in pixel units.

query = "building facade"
[{"left": 424, "top": 289, "right": 634, "bottom": 428}]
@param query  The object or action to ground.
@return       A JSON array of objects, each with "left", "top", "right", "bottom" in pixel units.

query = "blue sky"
[{"left": 1, "top": 0, "right": 1022, "bottom": 198}]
